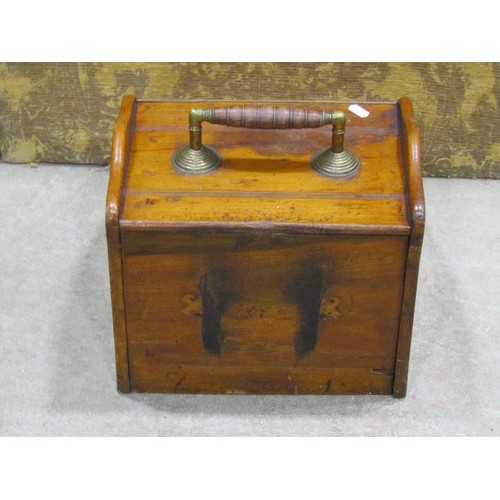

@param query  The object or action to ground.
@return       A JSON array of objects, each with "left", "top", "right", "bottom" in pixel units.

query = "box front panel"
[{"left": 122, "top": 233, "right": 407, "bottom": 394}]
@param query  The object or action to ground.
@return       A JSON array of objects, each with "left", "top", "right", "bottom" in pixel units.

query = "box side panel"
[
  {"left": 121, "top": 233, "right": 408, "bottom": 395},
  {"left": 106, "top": 95, "right": 136, "bottom": 392},
  {"left": 392, "top": 98, "right": 425, "bottom": 398}
]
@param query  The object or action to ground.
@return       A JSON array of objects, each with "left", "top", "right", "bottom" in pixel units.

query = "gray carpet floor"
[{"left": 0, "top": 163, "right": 498, "bottom": 436}]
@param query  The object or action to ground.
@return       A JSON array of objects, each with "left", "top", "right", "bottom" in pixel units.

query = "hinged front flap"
[{"left": 120, "top": 100, "right": 410, "bottom": 235}]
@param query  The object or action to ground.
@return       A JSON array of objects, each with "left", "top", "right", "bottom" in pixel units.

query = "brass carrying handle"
[
  {"left": 172, "top": 105, "right": 360, "bottom": 177},
  {"left": 190, "top": 106, "right": 346, "bottom": 153}
]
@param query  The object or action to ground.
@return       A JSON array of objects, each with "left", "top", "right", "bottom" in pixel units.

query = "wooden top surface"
[{"left": 120, "top": 100, "right": 410, "bottom": 234}]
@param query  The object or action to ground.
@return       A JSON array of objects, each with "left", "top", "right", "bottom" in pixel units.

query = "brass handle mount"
[{"left": 172, "top": 105, "right": 360, "bottom": 178}]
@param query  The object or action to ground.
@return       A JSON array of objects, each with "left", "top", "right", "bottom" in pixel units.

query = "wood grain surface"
[
  {"left": 208, "top": 106, "right": 330, "bottom": 129},
  {"left": 106, "top": 96, "right": 424, "bottom": 396},
  {"left": 120, "top": 100, "right": 409, "bottom": 235},
  {"left": 105, "top": 94, "right": 135, "bottom": 392},
  {"left": 392, "top": 97, "right": 426, "bottom": 397},
  {"left": 123, "top": 234, "right": 407, "bottom": 394}
]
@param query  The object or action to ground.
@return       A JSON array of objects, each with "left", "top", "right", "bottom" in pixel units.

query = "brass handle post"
[{"left": 173, "top": 105, "right": 360, "bottom": 177}]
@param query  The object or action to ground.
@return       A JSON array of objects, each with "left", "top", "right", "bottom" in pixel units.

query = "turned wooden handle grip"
[
  {"left": 188, "top": 106, "right": 346, "bottom": 152},
  {"left": 208, "top": 106, "right": 327, "bottom": 129}
]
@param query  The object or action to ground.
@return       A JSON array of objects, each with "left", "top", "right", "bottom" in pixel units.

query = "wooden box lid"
[{"left": 113, "top": 98, "right": 420, "bottom": 236}]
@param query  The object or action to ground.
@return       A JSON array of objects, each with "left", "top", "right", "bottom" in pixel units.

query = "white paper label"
[{"left": 348, "top": 104, "right": 370, "bottom": 118}]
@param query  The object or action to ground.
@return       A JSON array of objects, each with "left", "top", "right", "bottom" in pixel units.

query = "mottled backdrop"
[{"left": 0, "top": 62, "right": 498, "bottom": 177}]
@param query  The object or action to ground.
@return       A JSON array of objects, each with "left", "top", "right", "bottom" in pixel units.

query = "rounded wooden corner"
[
  {"left": 106, "top": 94, "right": 136, "bottom": 395},
  {"left": 398, "top": 96, "right": 415, "bottom": 118},
  {"left": 398, "top": 96, "right": 425, "bottom": 231},
  {"left": 106, "top": 94, "right": 136, "bottom": 228}
]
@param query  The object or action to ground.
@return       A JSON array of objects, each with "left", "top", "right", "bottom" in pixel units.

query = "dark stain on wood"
[
  {"left": 132, "top": 197, "right": 158, "bottom": 208},
  {"left": 234, "top": 234, "right": 255, "bottom": 249},
  {"left": 199, "top": 266, "right": 235, "bottom": 355},
  {"left": 288, "top": 262, "right": 326, "bottom": 357},
  {"left": 173, "top": 375, "right": 186, "bottom": 392},
  {"left": 372, "top": 368, "right": 394, "bottom": 376},
  {"left": 324, "top": 378, "right": 333, "bottom": 394}
]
